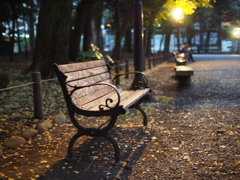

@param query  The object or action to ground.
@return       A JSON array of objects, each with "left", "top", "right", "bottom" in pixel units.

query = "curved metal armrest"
[
  {"left": 112, "top": 71, "right": 149, "bottom": 88},
  {"left": 66, "top": 82, "right": 122, "bottom": 110}
]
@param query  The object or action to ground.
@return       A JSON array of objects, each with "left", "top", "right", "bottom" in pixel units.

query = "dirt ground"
[{"left": 0, "top": 54, "right": 240, "bottom": 180}]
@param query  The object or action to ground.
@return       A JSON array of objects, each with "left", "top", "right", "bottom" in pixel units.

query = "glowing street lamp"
[
  {"left": 172, "top": 8, "right": 184, "bottom": 21},
  {"left": 233, "top": 27, "right": 240, "bottom": 38},
  {"left": 172, "top": 8, "right": 184, "bottom": 51},
  {"left": 233, "top": 27, "right": 240, "bottom": 54}
]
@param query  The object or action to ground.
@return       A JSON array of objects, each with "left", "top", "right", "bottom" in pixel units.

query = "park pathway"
[
  {"left": 1, "top": 54, "right": 240, "bottom": 180},
  {"left": 42, "top": 54, "right": 240, "bottom": 180},
  {"left": 125, "top": 54, "right": 240, "bottom": 180}
]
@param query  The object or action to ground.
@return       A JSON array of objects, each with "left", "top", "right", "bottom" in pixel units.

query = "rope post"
[
  {"left": 154, "top": 54, "right": 157, "bottom": 65},
  {"left": 153, "top": 54, "right": 156, "bottom": 67},
  {"left": 115, "top": 61, "right": 120, "bottom": 85},
  {"left": 148, "top": 56, "right": 151, "bottom": 69},
  {"left": 32, "top": 72, "right": 44, "bottom": 119},
  {"left": 125, "top": 59, "right": 129, "bottom": 79}
]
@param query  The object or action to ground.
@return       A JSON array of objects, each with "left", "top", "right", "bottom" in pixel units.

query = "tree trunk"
[
  {"left": 144, "top": 27, "right": 148, "bottom": 55},
  {"left": 123, "top": 27, "right": 133, "bottom": 53},
  {"left": 159, "top": 34, "right": 165, "bottom": 52},
  {"left": 16, "top": 20, "right": 22, "bottom": 53},
  {"left": 0, "top": 23, "right": 4, "bottom": 54},
  {"left": 120, "top": 3, "right": 134, "bottom": 44},
  {"left": 92, "top": 3, "right": 103, "bottom": 50},
  {"left": 69, "top": 0, "right": 95, "bottom": 61},
  {"left": 23, "top": 14, "right": 29, "bottom": 59},
  {"left": 163, "top": 29, "right": 172, "bottom": 53},
  {"left": 9, "top": 0, "right": 16, "bottom": 62},
  {"left": 145, "top": 25, "right": 153, "bottom": 55},
  {"left": 113, "top": 0, "right": 121, "bottom": 61},
  {"left": 199, "top": 20, "right": 204, "bottom": 52},
  {"left": 217, "top": 21, "right": 222, "bottom": 51},
  {"left": 23, "top": 0, "right": 73, "bottom": 78},
  {"left": 111, "top": 2, "right": 134, "bottom": 60},
  {"left": 92, "top": 16, "right": 103, "bottom": 50},
  {"left": 205, "top": 31, "right": 211, "bottom": 53},
  {"left": 186, "top": 24, "right": 193, "bottom": 47},
  {"left": 83, "top": 7, "right": 93, "bottom": 51},
  {"left": 29, "top": 0, "right": 35, "bottom": 54}
]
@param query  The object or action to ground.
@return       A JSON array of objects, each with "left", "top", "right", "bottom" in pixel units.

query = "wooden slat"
[
  {"left": 73, "top": 85, "right": 114, "bottom": 106},
  {"left": 59, "top": 60, "right": 106, "bottom": 73},
  {"left": 71, "top": 79, "right": 113, "bottom": 101},
  {"left": 80, "top": 89, "right": 128, "bottom": 111},
  {"left": 120, "top": 89, "right": 150, "bottom": 109},
  {"left": 85, "top": 89, "right": 150, "bottom": 111},
  {"left": 56, "top": 61, "right": 151, "bottom": 115},
  {"left": 67, "top": 72, "right": 112, "bottom": 92},
  {"left": 105, "top": 89, "right": 148, "bottom": 109},
  {"left": 103, "top": 90, "right": 146, "bottom": 110},
  {"left": 65, "top": 66, "right": 109, "bottom": 82},
  {"left": 175, "top": 66, "right": 194, "bottom": 76}
]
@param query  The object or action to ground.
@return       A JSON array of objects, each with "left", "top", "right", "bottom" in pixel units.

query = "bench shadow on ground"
[
  {"left": 39, "top": 60, "right": 195, "bottom": 180},
  {"left": 39, "top": 116, "right": 157, "bottom": 180}
]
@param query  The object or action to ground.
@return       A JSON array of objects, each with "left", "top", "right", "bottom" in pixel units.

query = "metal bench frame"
[
  {"left": 53, "top": 60, "right": 151, "bottom": 161},
  {"left": 175, "top": 65, "right": 194, "bottom": 86},
  {"left": 172, "top": 51, "right": 188, "bottom": 65}
]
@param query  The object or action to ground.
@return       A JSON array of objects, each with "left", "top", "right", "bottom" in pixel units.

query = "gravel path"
[
  {"left": 126, "top": 54, "right": 240, "bottom": 180},
  {"left": 1, "top": 54, "right": 240, "bottom": 180}
]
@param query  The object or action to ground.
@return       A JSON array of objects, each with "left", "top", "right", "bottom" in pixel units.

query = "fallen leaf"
[{"left": 12, "top": 166, "right": 19, "bottom": 170}]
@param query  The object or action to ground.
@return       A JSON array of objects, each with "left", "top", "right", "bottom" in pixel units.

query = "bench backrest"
[{"left": 53, "top": 60, "right": 114, "bottom": 109}]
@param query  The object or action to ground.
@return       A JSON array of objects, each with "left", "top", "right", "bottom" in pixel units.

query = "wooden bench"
[
  {"left": 53, "top": 60, "right": 151, "bottom": 161},
  {"left": 175, "top": 65, "right": 194, "bottom": 86},
  {"left": 172, "top": 51, "right": 187, "bottom": 66}
]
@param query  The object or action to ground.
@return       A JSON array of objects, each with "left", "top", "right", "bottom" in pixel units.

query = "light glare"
[
  {"left": 172, "top": 8, "right": 184, "bottom": 20},
  {"left": 233, "top": 27, "right": 240, "bottom": 38}
]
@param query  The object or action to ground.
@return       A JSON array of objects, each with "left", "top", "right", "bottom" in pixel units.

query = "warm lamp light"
[
  {"left": 233, "top": 27, "right": 240, "bottom": 54},
  {"left": 106, "top": 23, "right": 111, "bottom": 28},
  {"left": 172, "top": 8, "right": 184, "bottom": 20},
  {"left": 233, "top": 27, "right": 240, "bottom": 38},
  {"left": 171, "top": 8, "right": 184, "bottom": 51}
]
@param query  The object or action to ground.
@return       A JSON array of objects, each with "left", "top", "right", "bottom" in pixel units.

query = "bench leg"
[
  {"left": 65, "top": 132, "right": 84, "bottom": 162},
  {"left": 177, "top": 76, "right": 191, "bottom": 86},
  {"left": 101, "top": 133, "right": 120, "bottom": 161},
  {"left": 65, "top": 115, "right": 120, "bottom": 161},
  {"left": 65, "top": 132, "right": 120, "bottom": 162},
  {"left": 134, "top": 105, "right": 148, "bottom": 126}
]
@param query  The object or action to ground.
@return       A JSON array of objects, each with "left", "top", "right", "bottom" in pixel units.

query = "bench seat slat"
[
  {"left": 65, "top": 66, "right": 109, "bottom": 82},
  {"left": 85, "top": 88, "right": 150, "bottom": 111},
  {"left": 59, "top": 60, "right": 106, "bottom": 73},
  {"left": 120, "top": 88, "right": 150, "bottom": 109},
  {"left": 73, "top": 85, "right": 116, "bottom": 107},
  {"left": 175, "top": 65, "right": 194, "bottom": 76},
  {"left": 79, "top": 89, "right": 126, "bottom": 110},
  {"left": 71, "top": 79, "right": 113, "bottom": 101},
  {"left": 67, "top": 72, "right": 112, "bottom": 92}
]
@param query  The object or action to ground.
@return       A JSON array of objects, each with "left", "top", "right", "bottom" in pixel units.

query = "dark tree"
[
  {"left": 162, "top": 21, "right": 173, "bottom": 53},
  {"left": 69, "top": 0, "right": 95, "bottom": 61},
  {"left": 9, "top": 0, "right": 16, "bottom": 62},
  {"left": 111, "top": 1, "right": 134, "bottom": 61},
  {"left": 83, "top": 4, "right": 94, "bottom": 51},
  {"left": 123, "top": 27, "right": 133, "bottom": 53},
  {"left": 24, "top": 0, "right": 73, "bottom": 78},
  {"left": 91, "top": 2, "right": 104, "bottom": 50}
]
